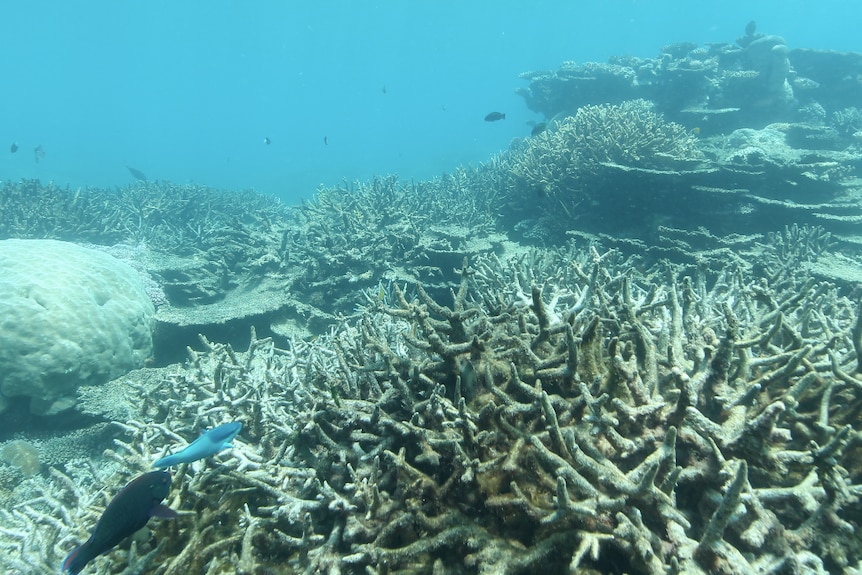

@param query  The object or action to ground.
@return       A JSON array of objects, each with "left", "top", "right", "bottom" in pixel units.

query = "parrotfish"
[
  {"left": 62, "top": 470, "right": 176, "bottom": 575},
  {"left": 153, "top": 421, "right": 242, "bottom": 468},
  {"left": 484, "top": 112, "right": 506, "bottom": 122}
]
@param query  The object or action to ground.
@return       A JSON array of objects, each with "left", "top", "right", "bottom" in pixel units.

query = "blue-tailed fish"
[
  {"left": 62, "top": 470, "right": 176, "bottom": 574},
  {"left": 153, "top": 421, "right": 242, "bottom": 468}
]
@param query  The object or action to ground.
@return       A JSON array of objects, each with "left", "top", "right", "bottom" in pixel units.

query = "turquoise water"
[{"left": 0, "top": 1, "right": 857, "bottom": 202}]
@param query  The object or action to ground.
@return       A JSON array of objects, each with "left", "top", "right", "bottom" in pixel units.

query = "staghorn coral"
[
  {"left": 278, "top": 170, "right": 510, "bottom": 329},
  {"left": 0, "top": 180, "right": 288, "bottom": 256},
  {"left": 503, "top": 99, "right": 705, "bottom": 241},
  {"left": 509, "top": 99, "right": 702, "bottom": 183},
  {"left": 5, "top": 230, "right": 861, "bottom": 574}
]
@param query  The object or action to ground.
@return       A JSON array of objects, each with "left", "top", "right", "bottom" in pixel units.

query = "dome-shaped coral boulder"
[{"left": 0, "top": 240, "right": 155, "bottom": 415}]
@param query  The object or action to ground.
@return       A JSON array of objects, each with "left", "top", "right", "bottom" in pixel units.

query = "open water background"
[{"left": 0, "top": 0, "right": 857, "bottom": 203}]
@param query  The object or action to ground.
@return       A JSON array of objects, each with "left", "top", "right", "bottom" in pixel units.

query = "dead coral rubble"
[{"left": 7, "top": 232, "right": 860, "bottom": 574}]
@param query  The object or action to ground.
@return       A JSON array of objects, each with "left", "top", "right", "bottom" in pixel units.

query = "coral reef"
[
  {"left": 278, "top": 172, "right": 507, "bottom": 333},
  {"left": 4, "top": 229, "right": 861, "bottom": 574},
  {"left": 1, "top": 112, "right": 859, "bottom": 350},
  {"left": 519, "top": 32, "right": 862, "bottom": 136},
  {"left": 503, "top": 100, "right": 706, "bottom": 241},
  {"left": 499, "top": 100, "right": 862, "bottom": 246},
  {"left": 2, "top": 30, "right": 862, "bottom": 575},
  {"left": 505, "top": 31, "right": 862, "bottom": 249},
  {"left": 0, "top": 172, "right": 511, "bottom": 354},
  {"left": 789, "top": 49, "right": 862, "bottom": 115}
]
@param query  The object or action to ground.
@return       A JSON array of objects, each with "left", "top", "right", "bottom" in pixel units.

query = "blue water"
[{"left": 0, "top": 1, "right": 857, "bottom": 204}]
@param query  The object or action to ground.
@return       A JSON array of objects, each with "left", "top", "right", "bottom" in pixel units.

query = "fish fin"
[
  {"left": 62, "top": 545, "right": 86, "bottom": 574},
  {"left": 151, "top": 504, "right": 178, "bottom": 519}
]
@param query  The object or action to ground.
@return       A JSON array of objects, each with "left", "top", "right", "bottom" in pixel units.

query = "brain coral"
[{"left": 0, "top": 240, "right": 155, "bottom": 415}]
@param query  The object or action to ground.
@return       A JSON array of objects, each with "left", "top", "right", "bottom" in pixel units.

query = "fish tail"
[{"left": 62, "top": 544, "right": 90, "bottom": 575}]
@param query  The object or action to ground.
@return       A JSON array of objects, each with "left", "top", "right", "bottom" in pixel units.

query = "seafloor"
[{"left": 2, "top": 33, "right": 862, "bottom": 575}]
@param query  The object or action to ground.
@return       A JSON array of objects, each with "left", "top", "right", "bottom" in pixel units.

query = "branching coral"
[
  {"left": 328, "top": 242, "right": 861, "bottom": 574},
  {"left": 503, "top": 99, "right": 705, "bottom": 241},
  {"left": 281, "top": 170, "right": 507, "bottom": 319},
  {"left": 4, "top": 230, "right": 858, "bottom": 574},
  {"left": 0, "top": 180, "right": 287, "bottom": 254},
  {"left": 509, "top": 100, "right": 702, "bottom": 189}
]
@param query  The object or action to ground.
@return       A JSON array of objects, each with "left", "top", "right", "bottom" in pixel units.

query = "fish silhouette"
[
  {"left": 127, "top": 166, "right": 147, "bottom": 182},
  {"left": 530, "top": 122, "right": 548, "bottom": 136},
  {"left": 62, "top": 470, "right": 176, "bottom": 575},
  {"left": 153, "top": 421, "right": 242, "bottom": 468},
  {"left": 745, "top": 20, "right": 757, "bottom": 37}
]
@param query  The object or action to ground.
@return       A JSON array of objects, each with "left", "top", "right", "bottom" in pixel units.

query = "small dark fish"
[
  {"left": 264, "top": 136, "right": 271, "bottom": 145},
  {"left": 34, "top": 144, "right": 45, "bottom": 163},
  {"left": 530, "top": 122, "right": 548, "bottom": 136},
  {"left": 484, "top": 112, "right": 506, "bottom": 122},
  {"left": 382, "top": 85, "right": 387, "bottom": 94},
  {"left": 62, "top": 470, "right": 176, "bottom": 575},
  {"left": 127, "top": 166, "right": 147, "bottom": 182},
  {"left": 745, "top": 20, "right": 756, "bottom": 36},
  {"left": 323, "top": 136, "right": 328, "bottom": 146},
  {"left": 10, "top": 142, "right": 18, "bottom": 153}
]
